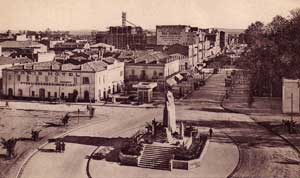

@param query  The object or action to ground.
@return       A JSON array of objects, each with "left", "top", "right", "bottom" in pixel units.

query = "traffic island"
[{"left": 117, "top": 90, "right": 210, "bottom": 171}]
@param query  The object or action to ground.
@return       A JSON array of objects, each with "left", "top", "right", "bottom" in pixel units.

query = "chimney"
[{"left": 122, "top": 12, "right": 126, "bottom": 27}]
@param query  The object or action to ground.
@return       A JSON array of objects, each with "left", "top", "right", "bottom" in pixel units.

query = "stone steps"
[{"left": 138, "top": 144, "right": 174, "bottom": 171}]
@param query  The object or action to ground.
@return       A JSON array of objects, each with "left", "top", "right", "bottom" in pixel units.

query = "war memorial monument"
[{"left": 119, "top": 90, "right": 209, "bottom": 170}]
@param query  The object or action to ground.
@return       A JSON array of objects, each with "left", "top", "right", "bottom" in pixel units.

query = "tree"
[
  {"left": 1, "top": 138, "right": 17, "bottom": 159},
  {"left": 31, "top": 130, "right": 42, "bottom": 141},
  {"left": 244, "top": 21, "right": 265, "bottom": 46},
  {"left": 243, "top": 9, "right": 300, "bottom": 97}
]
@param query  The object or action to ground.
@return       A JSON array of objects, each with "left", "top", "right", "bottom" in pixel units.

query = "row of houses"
[
  {"left": 1, "top": 50, "right": 187, "bottom": 103},
  {"left": 0, "top": 25, "right": 231, "bottom": 103},
  {"left": 96, "top": 25, "right": 229, "bottom": 63},
  {"left": 2, "top": 57, "right": 124, "bottom": 102}
]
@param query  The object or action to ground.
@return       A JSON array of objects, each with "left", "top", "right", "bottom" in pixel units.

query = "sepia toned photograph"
[{"left": 0, "top": 0, "right": 300, "bottom": 178}]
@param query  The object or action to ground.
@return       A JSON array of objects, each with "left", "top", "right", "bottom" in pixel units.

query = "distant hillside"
[{"left": 69, "top": 30, "right": 94, "bottom": 36}]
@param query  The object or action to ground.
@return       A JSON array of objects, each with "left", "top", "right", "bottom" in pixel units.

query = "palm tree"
[
  {"left": 31, "top": 130, "right": 42, "bottom": 141},
  {"left": 1, "top": 138, "right": 17, "bottom": 159},
  {"left": 62, "top": 113, "right": 70, "bottom": 126}
]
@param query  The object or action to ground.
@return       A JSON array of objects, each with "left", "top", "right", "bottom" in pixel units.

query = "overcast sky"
[{"left": 0, "top": 0, "right": 300, "bottom": 31}]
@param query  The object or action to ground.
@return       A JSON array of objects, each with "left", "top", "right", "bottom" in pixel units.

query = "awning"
[
  {"left": 175, "top": 74, "right": 184, "bottom": 81},
  {"left": 166, "top": 78, "right": 177, "bottom": 86}
]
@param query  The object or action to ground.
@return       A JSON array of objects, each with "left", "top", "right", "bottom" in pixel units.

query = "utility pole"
[
  {"left": 270, "top": 69, "right": 273, "bottom": 110},
  {"left": 291, "top": 93, "right": 293, "bottom": 122}
]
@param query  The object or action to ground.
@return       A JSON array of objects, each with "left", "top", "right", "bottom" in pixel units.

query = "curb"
[
  {"left": 223, "top": 133, "right": 242, "bottom": 178},
  {"left": 15, "top": 116, "right": 110, "bottom": 178}
]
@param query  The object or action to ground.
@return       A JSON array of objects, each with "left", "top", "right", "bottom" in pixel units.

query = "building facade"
[
  {"left": 282, "top": 78, "right": 300, "bottom": 113},
  {"left": 156, "top": 25, "right": 200, "bottom": 46},
  {"left": 96, "top": 26, "right": 146, "bottom": 50},
  {"left": 124, "top": 52, "right": 180, "bottom": 91},
  {"left": 2, "top": 58, "right": 124, "bottom": 102}
]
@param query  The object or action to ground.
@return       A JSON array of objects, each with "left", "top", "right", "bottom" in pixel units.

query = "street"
[{"left": 13, "top": 71, "right": 300, "bottom": 178}]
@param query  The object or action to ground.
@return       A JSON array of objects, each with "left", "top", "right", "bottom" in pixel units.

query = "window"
[
  {"left": 32, "top": 91, "right": 35, "bottom": 97},
  {"left": 69, "top": 73, "right": 73, "bottom": 76},
  {"left": 74, "top": 77, "right": 77, "bottom": 84},
  {"left": 140, "top": 70, "right": 146, "bottom": 79},
  {"left": 45, "top": 76, "right": 48, "bottom": 82},
  {"left": 48, "top": 92, "right": 51, "bottom": 98},
  {"left": 120, "top": 71, "right": 123, "bottom": 77},
  {"left": 26, "top": 75, "right": 30, "bottom": 82},
  {"left": 55, "top": 72, "right": 59, "bottom": 76},
  {"left": 17, "top": 75, "right": 21, "bottom": 81},
  {"left": 38, "top": 72, "right": 42, "bottom": 75},
  {"left": 48, "top": 72, "right": 52, "bottom": 76},
  {"left": 83, "top": 77, "right": 90, "bottom": 84},
  {"left": 55, "top": 76, "right": 58, "bottom": 82},
  {"left": 159, "top": 72, "right": 163, "bottom": 76},
  {"left": 153, "top": 71, "right": 157, "bottom": 76},
  {"left": 36, "top": 76, "right": 39, "bottom": 82},
  {"left": 54, "top": 92, "right": 57, "bottom": 98},
  {"left": 18, "top": 89, "right": 23, "bottom": 96},
  {"left": 62, "top": 72, "right": 65, "bottom": 76},
  {"left": 131, "top": 69, "right": 135, "bottom": 75},
  {"left": 8, "top": 75, "right": 11, "bottom": 80}
]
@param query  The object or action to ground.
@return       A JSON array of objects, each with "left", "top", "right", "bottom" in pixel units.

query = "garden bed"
[{"left": 172, "top": 135, "right": 209, "bottom": 170}]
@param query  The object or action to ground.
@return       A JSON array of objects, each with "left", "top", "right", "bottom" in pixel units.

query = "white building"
[
  {"left": 16, "top": 34, "right": 27, "bottom": 41},
  {"left": 2, "top": 58, "right": 124, "bottom": 102},
  {"left": 0, "top": 41, "right": 47, "bottom": 54},
  {"left": 156, "top": 25, "right": 199, "bottom": 46},
  {"left": 282, "top": 78, "right": 300, "bottom": 113},
  {"left": 37, "top": 52, "right": 55, "bottom": 62},
  {"left": 124, "top": 51, "right": 180, "bottom": 90}
]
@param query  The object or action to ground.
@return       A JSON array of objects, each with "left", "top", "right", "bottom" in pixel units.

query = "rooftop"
[
  {"left": 133, "top": 51, "right": 171, "bottom": 64},
  {"left": 90, "top": 43, "right": 114, "bottom": 48},
  {"left": 0, "top": 56, "right": 32, "bottom": 65},
  {"left": 6, "top": 57, "right": 119, "bottom": 72},
  {"left": 0, "top": 41, "right": 45, "bottom": 48}
]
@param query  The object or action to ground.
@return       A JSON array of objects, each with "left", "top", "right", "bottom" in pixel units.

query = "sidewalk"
[
  {"left": 0, "top": 100, "right": 158, "bottom": 112},
  {"left": 222, "top": 71, "right": 300, "bottom": 155}
]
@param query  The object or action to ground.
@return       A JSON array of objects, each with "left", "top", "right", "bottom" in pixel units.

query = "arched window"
[
  {"left": 18, "top": 89, "right": 23, "bottom": 96},
  {"left": 153, "top": 70, "right": 157, "bottom": 76}
]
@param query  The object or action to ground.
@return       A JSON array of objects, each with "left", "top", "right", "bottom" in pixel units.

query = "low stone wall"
[
  {"left": 172, "top": 139, "right": 210, "bottom": 170},
  {"left": 172, "top": 160, "right": 189, "bottom": 170},
  {"left": 119, "top": 152, "right": 139, "bottom": 166}
]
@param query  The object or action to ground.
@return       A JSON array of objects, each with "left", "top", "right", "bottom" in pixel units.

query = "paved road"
[
  {"left": 20, "top": 107, "right": 163, "bottom": 178},
  {"left": 19, "top": 72, "right": 239, "bottom": 178},
  {"left": 184, "top": 71, "right": 300, "bottom": 178},
  {"left": 221, "top": 71, "right": 300, "bottom": 178},
  {"left": 19, "top": 71, "right": 300, "bottom": 178}
]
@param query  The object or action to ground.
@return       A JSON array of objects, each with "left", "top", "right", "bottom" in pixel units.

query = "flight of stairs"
[{"left": 138, "top": 144, "right": 174, "bottom": 171}]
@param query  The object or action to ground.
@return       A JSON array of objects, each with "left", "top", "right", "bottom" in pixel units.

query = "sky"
[{"left": 0, "top": 0, "right": 300, "bottom": 31}]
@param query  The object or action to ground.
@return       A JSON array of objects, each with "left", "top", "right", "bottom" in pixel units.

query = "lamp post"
[{"left": 291, "top": 93, "right": 294, "bottom": 122}]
